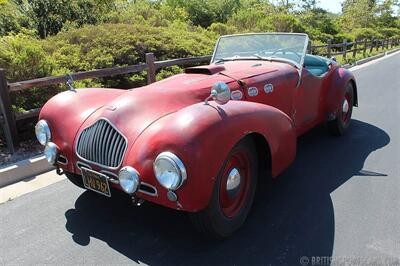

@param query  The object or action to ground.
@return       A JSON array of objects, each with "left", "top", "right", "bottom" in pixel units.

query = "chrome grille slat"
[
  {"left": 108, "top": 131, "right": 119, "bottom": 167},
  {"left": 88, "top": 122, "right": 98, "bottom": 162},
  {"left": 112, "top": 137, "right": 122, "bottom": 167},
  {"left": 96, "top": 120, "right": 106, "bottom": 165},
  {"left": 92, "top": 122, "right": 102, "bottom": 163},
  {"left": 82, "top": 129, "right": 90, "bottom": 158},
  {"left": 76, "top": 119, "right": 127, "bottom": 168},
  {"left": 102, "top": 123, "right": 112, "bottom": 166},
  {"left": 117, "top": 137, "right": 125, "bottom": 166}
]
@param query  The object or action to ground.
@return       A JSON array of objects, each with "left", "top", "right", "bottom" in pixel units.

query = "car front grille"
[{"left": 76, "top": 119, "right": 127, "bottom": 168}]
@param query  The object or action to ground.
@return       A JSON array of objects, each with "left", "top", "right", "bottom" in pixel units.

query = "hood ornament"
[{"left": 66, "top": 74, "right": 76, "bottom": 92}]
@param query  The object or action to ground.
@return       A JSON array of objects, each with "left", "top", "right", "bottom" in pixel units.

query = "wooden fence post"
[
  {"left": 353, "top": 41, "right": 358, "bottom": 58},
  {"left": 363, "top": 39, "right": 368, "bottom": 56},
  {"left": 342, "top": 39, "right": 347, "bottom": 61},
  {"left": 327, "top": 39, "right": 332, "bottom": 58},
  {"left": 370, "top": 39, "right": 374, "bottom": 53},
  {"left": 0, "top": 69, "right": 18, "bottom": 153},
  {"left": 146, "top": 53, "right": 156, "bottom": 84}
]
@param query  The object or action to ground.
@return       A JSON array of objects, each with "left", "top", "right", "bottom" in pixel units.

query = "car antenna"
[{"left": 66, "top": 74, "right": 76, "bottom": 92}]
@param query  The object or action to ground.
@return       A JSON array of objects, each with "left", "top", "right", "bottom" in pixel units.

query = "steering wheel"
[{"left": 271, "top": 47, "right": 302, "bottom": 60}]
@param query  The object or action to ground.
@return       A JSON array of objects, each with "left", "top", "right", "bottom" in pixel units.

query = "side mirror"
[{"left": 205, "top": 82, "right": 231, "bottom": 105}]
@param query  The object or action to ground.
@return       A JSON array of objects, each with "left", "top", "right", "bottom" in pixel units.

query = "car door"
[{"left": 292, "top": 69, "right": 324, "bottom": 135}]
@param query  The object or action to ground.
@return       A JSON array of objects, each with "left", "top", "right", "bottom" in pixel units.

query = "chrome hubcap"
[
  {"left": 226, "top": 168, "right": 241, "bottom": 198},
  {"left": 342, "top": 99, "right": 349, "bottom": 113}
]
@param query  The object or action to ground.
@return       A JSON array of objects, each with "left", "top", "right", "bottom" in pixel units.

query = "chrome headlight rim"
[
  {"left": 44, "top": 142, "right": 59, "bottom": 165},
  {"left": 35, "top": 120, "right": 51, "bottom": 146},
  {"left": 118, "top": 166, "right": 140, "bottom": 194},
  {"left": 154, "top": 152, "right": 187, "bottom": 191}
]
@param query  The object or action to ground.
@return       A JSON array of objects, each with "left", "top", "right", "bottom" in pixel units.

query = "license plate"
[{"left": 81, "top": 168, "right": 111, "bottom": 197}]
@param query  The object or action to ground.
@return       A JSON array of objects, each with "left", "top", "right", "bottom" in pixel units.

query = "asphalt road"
[{"left": 1, "top": 52, "right": 399, "bottom": 266}]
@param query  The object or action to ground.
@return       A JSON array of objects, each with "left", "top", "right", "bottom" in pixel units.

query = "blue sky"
[{"left": 317, "top": 0, "right": 343, "bottom": 13}]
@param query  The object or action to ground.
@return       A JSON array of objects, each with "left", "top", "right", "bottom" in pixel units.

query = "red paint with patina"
[{"left": 39, "top": 58, "right": 357, "bottom": 212}]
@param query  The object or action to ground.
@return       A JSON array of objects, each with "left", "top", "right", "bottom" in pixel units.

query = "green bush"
[
  {"left": 378, "top": 27, "right": 400, "bottom": 38},
  {"left": 208, "top": 22, "right": 237, "bottom": 36},
  {"left": 352, "top": 28, "right": 383, "bottom": 40},
  {"left": 0, "top": 33, "right": 56, "bottom": 82}
]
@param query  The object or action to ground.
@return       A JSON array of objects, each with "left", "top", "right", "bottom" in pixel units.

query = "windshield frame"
[{"left": 210, "top": 32, "right": 309, "bottom": 70}]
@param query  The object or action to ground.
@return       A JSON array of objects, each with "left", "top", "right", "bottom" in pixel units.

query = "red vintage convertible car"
[{"left": 36, "top": 33, "right": 357, "bottom": 238}]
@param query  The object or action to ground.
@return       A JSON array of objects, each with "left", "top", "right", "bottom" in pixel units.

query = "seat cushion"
[{"left": 304, "top": 54, "right": 329, "bottom": 76}]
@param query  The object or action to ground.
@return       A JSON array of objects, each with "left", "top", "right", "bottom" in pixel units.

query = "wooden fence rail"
[{"left": 0, "top": 37, "right": 399, "bottom": 152}]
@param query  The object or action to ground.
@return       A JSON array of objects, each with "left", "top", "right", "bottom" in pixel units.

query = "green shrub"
[
  {"left": 378, "top": 27, "right": 400, "bottom": 38},
  {"left": 208, "top": 22, "right": 237, "bottom": 36},
  {"left": 0, "top": 33, "right": 56, "bottom": 82},
  {"left": 352, "top": 28, "right": 383, "bottom": 40}
]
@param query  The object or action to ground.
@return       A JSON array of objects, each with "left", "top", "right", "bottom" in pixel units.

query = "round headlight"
[
  {"left": 35, "top": 120, "right": 51, "bottom": 146},
  {"left": 154, "top": 152, "right": 187, "bottom": 191},
  {"left": 118, "top": 166, "right": 140, "bottom": 194},
  {"left": 44, "top": 142, "right": 59, "bottom": 164}
]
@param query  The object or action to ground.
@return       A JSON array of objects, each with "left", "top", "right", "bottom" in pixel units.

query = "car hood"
[{"left": 78, "top": 61, "right": 284, "bottom": 145}]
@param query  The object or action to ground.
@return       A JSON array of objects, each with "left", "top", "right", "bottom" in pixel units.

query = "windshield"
[{"left": 211, "top": 33, "right": 309, "bottom": 68}]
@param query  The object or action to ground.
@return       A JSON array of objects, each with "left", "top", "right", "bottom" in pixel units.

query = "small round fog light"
[
  {"left": 119, "top": 166, "right": 140, "bottom": 194},
  {"left": 44, "top": 142, "right": 59, "bottom": 164}
]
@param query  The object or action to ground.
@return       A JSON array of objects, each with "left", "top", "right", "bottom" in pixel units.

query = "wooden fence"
[{"left": 0, "top": 37, "right": 399, "bottom": 152}]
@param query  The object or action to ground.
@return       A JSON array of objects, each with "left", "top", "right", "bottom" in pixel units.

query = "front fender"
[
  {"left": 125, "top": 101, "right": 297, "bottom": 212},
  {"left": 39, "top": 88, "right": 126, "bottom": 171}
]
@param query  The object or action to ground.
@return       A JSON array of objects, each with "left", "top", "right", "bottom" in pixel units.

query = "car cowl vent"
[{"left": 76, "top": 119, "right": 127, "bottom": 168}]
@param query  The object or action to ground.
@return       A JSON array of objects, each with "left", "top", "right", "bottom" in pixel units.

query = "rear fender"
[
  {"left": 325, "top": 67, "right": 358, "bottom": 118},
  {"left": 125, "top": 101, "right": 297, "bottom": 212}
]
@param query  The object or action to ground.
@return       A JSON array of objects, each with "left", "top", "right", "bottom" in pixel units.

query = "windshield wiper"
[
  {"left": 214, "top": 58, "right": 234, "bottom": 64},
  {"left": 253, "top": 54, "right": 300, "bottom": 69}
]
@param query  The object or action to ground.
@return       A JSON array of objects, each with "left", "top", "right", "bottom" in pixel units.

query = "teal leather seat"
[{"left": 304, "top": 54, "right": 329, "bottom": 76}]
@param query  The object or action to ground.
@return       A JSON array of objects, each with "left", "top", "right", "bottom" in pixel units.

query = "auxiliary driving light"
[
  {"left": 119, "top": 166, "right": 140, "bottom": 194},
  {"left": 44, "top": 142, "right": 59, "bottom": 165}
]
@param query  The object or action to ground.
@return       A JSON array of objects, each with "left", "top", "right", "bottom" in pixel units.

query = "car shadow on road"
[{"left": 64, "top": 119, "right": 390, "bottom": 265}]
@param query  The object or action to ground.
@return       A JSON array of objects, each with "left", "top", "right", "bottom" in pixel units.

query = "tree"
[
  {"left": 299, "top": 0, "right": 319, "bottom": 10},
  {"left": 341, "top": 0, "right": 377, "bottom": 30},
  {"left": 375, "top": 0, "right": 399, "bottom": 27}
]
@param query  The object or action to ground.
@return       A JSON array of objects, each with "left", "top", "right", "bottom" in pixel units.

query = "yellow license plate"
[{"left": 81, "top": 168, "right": 111, "bottom": 197}]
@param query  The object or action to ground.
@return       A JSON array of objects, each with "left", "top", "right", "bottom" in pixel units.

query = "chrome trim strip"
[
  {"left": 75, "top": 118, "right": 128, "bottom": 170},
  {"left": 139, "top": 182, "right": 158, "bottom": 197}
]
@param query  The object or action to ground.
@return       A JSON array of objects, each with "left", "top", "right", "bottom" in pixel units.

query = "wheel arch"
[
  {"left": 348, "top": 78, "right": 358, "bottom": 107},
  {"left": 244, "top": 132, "right": 272, "bottom": 181}
]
